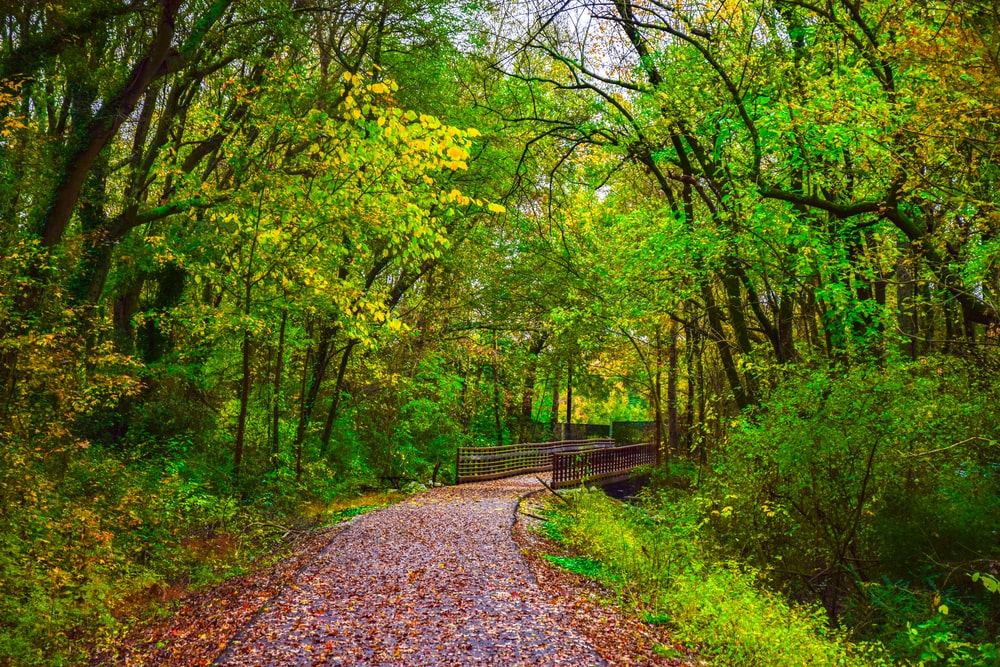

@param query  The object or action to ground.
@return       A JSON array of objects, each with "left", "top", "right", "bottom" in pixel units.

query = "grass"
[
  {"left": 543, "top": 488, "right": 890, "bottom": 667},
  {"left": 304, "top": 489, "right": 409, "bottom": 526},
  {"left": 543, "top": 554, "right": 604, "bottom": 578}
]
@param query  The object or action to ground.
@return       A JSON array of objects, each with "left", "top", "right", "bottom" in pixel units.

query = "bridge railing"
[
  {"left": 455, "top": 439, "right": 615, "bottom": 483},
  {"left": 551, "top": 442, "right": 657, "bottom": 489}
]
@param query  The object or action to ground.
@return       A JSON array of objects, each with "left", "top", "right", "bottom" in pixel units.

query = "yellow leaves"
[
  {"left": 0, "top": 78, "right": 29, "bottom": 138},
  {"left": 447, "top": 188, "right": 471, "bottom": 206},
  {"left": 370, "top": 82, "right": 389, "bottom": 95},
  {"left": 420, "top": 114, "right": 441, "bottom": 130},
  {"left": 487, "top": 202, "right": 506, "bottom": 214},
  {"left": 441, "top": 142, "right": 471, "bottom": 170}
]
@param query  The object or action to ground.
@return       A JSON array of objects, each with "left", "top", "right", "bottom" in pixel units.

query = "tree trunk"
[
  {"left": 519, "top": 334, "right": 547, "bottom": 443},
  {"left": 696, "top": 333, "right": 707, "bottom": 464},
  {"left": 113, "top": 277, "right": 144, "bottom": 353},
  {"left": 492, "top": 337, "right": 503, "bottom": 447},
  {"left": 667, "top": 320, "right": 680, "bottom": 457},
  {"left": 270, "top": 310, "right": 287, "bottom": 458},
  {"left": 654, "top": 328, "right": 663, "bottom": 465},
  {"left": 702, "top": 282, "right": 752, "bottom": 411},
  {"left": 320, "top": 340, "right": 357, "bottom": 456},
  {"left": 684, "top": 311, "right": 696, "bottom": 455},
  {"left": 549, "top": 367, "right": 561, "bottom": 439},
  {"left": 234, "top": 199, "right": 261, "bottom": 481},
  {"left": 234, "top": 329, "right": 251, "bottom": 481},
  {"left": 294, "top": 324, "right": 337, "bottom": 450},
  {"left": 565, "top": 358, "right": 573, "bottom": 432},
  {"left": 778, "top": 288, "right": 796, "bottom": 363},
  {"left": 295, "top": 344, "right": 312, "bottom": 481}
]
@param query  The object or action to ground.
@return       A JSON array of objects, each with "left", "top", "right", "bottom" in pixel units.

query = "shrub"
[
  {"left": 547, "top": 489, "right": 887, "bottom": 666},
  {"left": 709, "top": 359, "right": 1000, "bottom": 648}
]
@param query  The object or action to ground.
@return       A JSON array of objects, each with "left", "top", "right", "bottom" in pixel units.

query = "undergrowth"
[
  {"left": 0, "top": 449, "right": 408, "bottom": 667},
  {"left": 543, "top": 488, "right": 890, "bottom": 667}
]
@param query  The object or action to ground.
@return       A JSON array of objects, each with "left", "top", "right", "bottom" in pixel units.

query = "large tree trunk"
[{"left": 37, "top": 0, "right": 183, "bottom": 251}]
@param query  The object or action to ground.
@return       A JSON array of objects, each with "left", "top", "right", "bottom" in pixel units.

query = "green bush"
[
  {"left": 0, "top": 446, "right": 264, "bottom": 666},
  {"left": 710, "top": 359, "right": 1000, "bottom": 650},
  {"left": 546, "top": 488, "right": 887, "bottom": 666}
]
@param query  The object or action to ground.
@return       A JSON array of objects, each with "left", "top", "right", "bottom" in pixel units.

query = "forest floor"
[{"left": 95, "top": 476, "right": 698, "bottom": 666}]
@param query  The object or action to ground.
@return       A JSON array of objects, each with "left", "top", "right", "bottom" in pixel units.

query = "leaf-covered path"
[{"left": 213, "top": 476, "right": 608, "bottom": 665}]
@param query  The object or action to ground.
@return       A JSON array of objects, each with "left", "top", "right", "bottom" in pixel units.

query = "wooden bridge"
[
  {"left": 551, "top": 443, "right": 656, "bottom": 489},
  {"left": 455, "top": 439, "right": 656, "bottom": 488}
]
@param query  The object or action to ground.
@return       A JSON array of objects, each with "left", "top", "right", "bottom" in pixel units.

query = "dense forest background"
[{"left": 1, "top": 0, "right": 998, "bottom": 664}]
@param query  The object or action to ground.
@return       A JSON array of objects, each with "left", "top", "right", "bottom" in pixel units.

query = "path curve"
[{"left": 213, "top": 476, "right": 606, "bottom": 666}]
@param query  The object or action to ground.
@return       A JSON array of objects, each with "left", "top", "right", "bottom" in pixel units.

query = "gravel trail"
[{"left": 213, "top": 476, "right": 607, "bottom": 666}]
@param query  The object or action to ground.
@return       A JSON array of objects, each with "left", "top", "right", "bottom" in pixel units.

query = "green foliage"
[
  {"left": 546, "top": 488, "right": 887, "bottom": 666},
  {"left": 706, "top": 359, "right": 1000, "bottom": 659},
  {"left": 543, "top": 554, "right": 603, "bottom": 579},
  {"left": 902, "top": 614, "right": 999, "bottom": 666},
  {"left": 0, "top": 448, "right": 259, "bottom": 666},
  {"left": 973, "top": 574, "right": 1000, "bottom": 597}
]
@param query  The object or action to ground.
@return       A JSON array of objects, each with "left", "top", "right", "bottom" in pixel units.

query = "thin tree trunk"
[
  {"left": 320, "top": 340, "right": 357, "bottom": 456},
  {"left": 777, "top": 289, "right": 795, "bottom": 363},
  {"left": 668, "top": 320, "right": 680, "bottom": 457},
  {"left": 696, "top": 333, "right": 707, "bottom": 464},
  {"left": 654, "top": 328, "right": 663, "bottom": 465},
  {"left": 270, "top": 310, "right": 287, "bottom": 458},
  {"left": 294, "top": 325, "right": 336, "bottom": 450},
  {"left": 703, "top": 282, "right": 751, "bottom": 410},
  {"left": 549, "top": 366, "right": 561, "bottom": 440},
  {"left": 519, "top": 334, "right": 547, "bottom": 443},
  {"left": 234, "top": 196, "right": 262, "bottom": 481},
  {"left": 234, "top": 330, "right": 251, "bottom": 481},
  {"left": 295, "top": 345, "right": 312, "bottom": 481},
  {"left": 493, "top": 337, "right": 503, "bottom": 447},
  {"left": 684, "top": 314, "right": 696, "bottom": 455},
  {"left": 565, "top": 358, "right": 573, "bottom": 432}
]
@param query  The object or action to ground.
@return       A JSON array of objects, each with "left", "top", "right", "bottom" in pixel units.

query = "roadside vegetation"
[{"left": 544, "top": 359, "right": 1000, "bottom": 665}]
